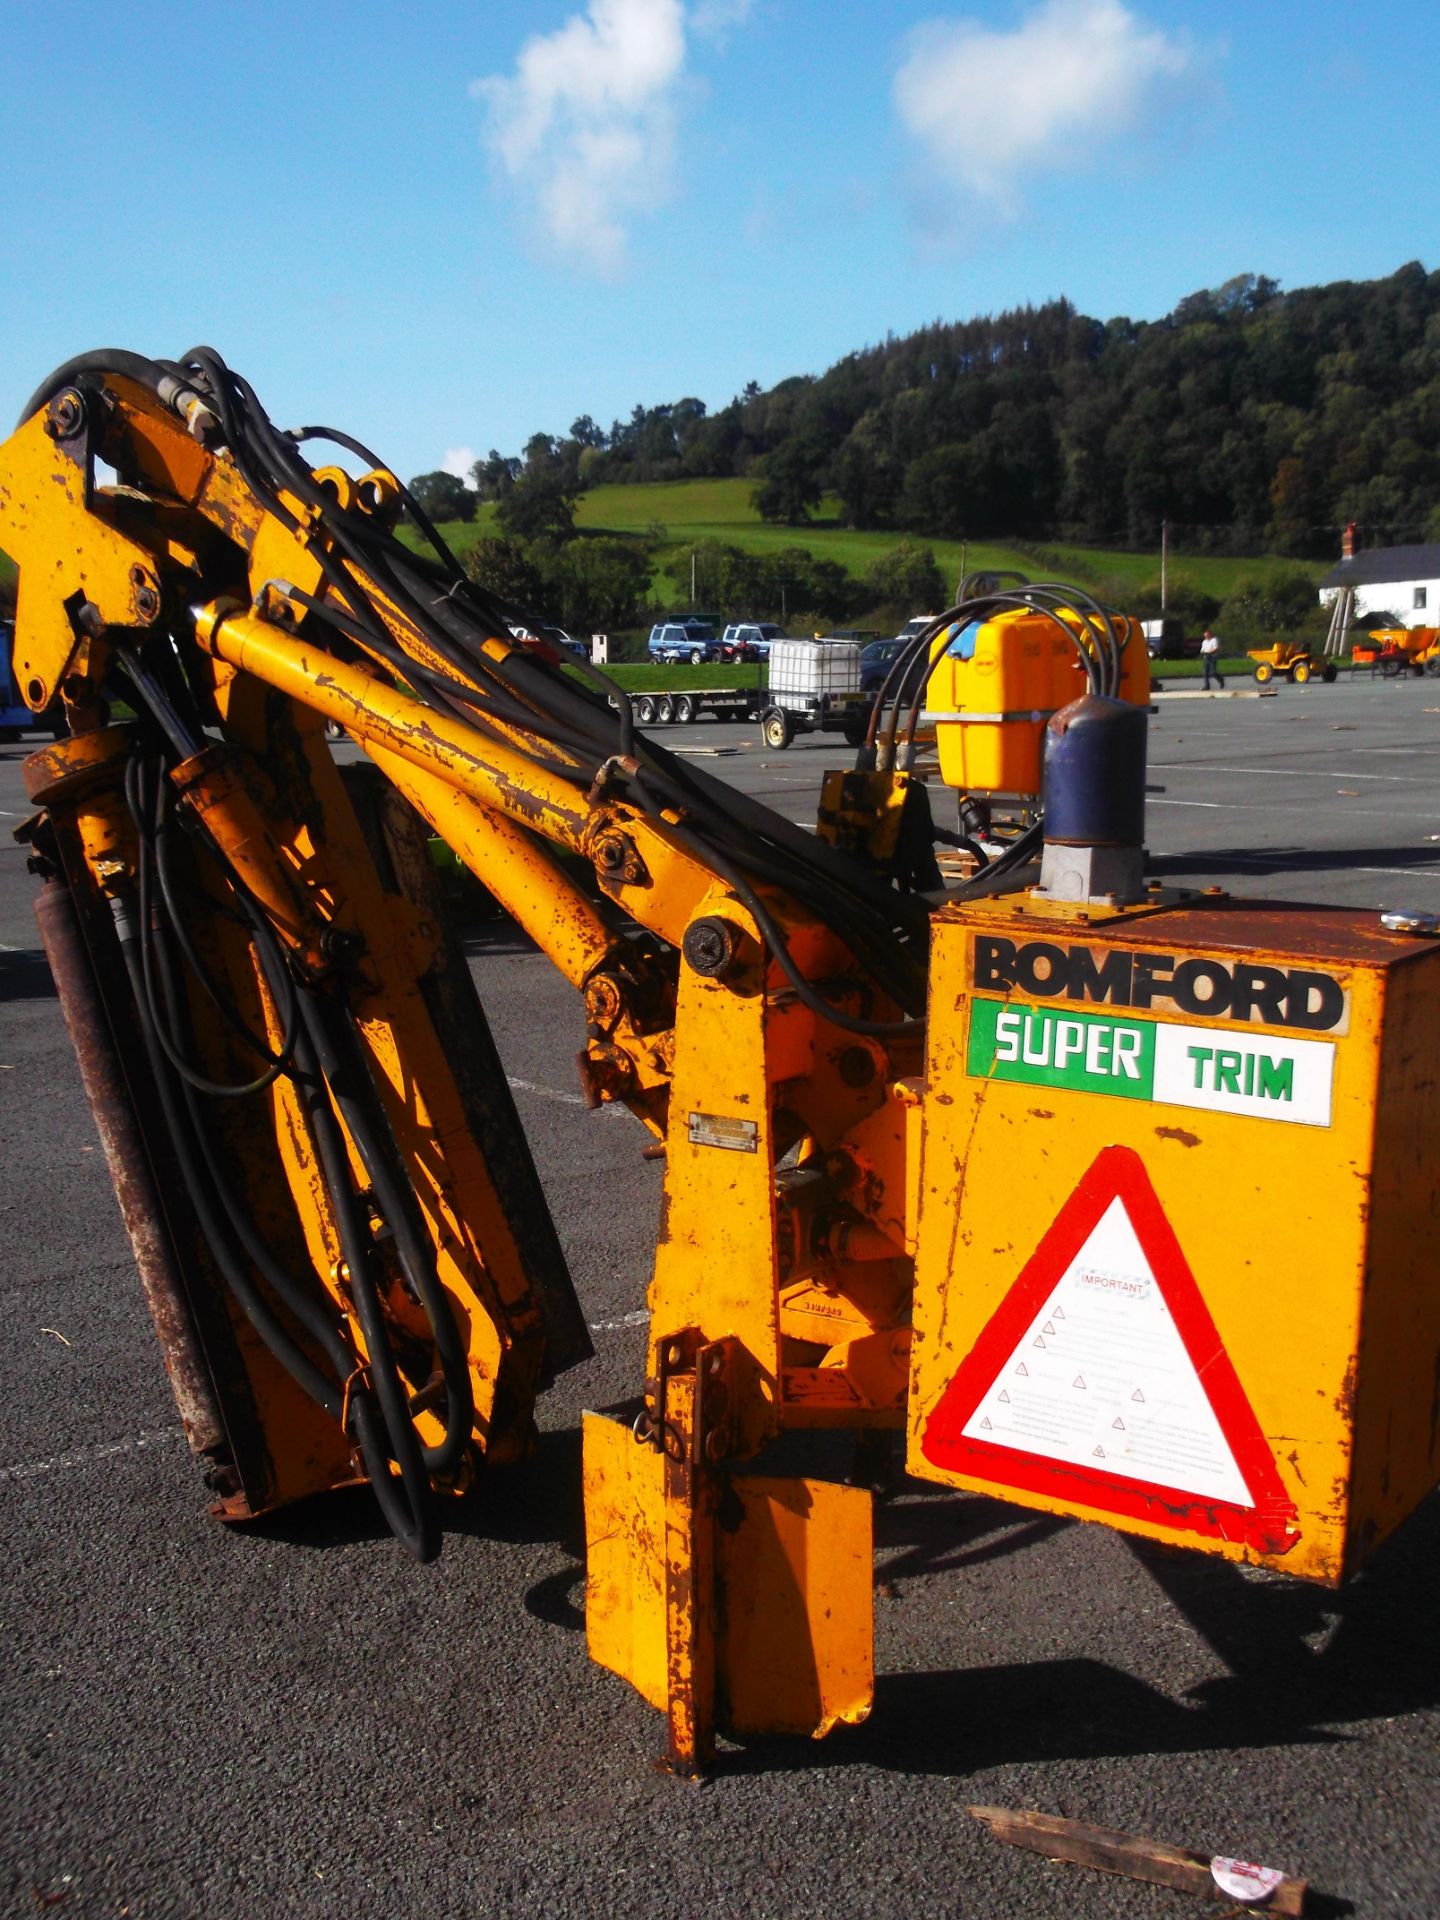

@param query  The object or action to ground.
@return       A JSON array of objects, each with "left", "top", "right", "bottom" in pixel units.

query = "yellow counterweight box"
[{"left": 908, "top": 891, "right": 1440, "bottom": 1586}]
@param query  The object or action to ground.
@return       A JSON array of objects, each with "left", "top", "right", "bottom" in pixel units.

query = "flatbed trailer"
[{"left": 625, "top": 685, "right": 761, "bottom": 725}]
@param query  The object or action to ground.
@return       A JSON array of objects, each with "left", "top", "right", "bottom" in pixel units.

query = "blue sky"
[{"left": 2, "top": 2, "right": 1436, "bottom": 484}]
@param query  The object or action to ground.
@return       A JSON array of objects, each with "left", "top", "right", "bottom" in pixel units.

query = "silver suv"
[{"left": 647, "top": 620, "right": 718, "bottom": 664}]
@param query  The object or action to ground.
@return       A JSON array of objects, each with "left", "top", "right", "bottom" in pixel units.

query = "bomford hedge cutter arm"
[
  {"left": 21, "top": 349, "right": 1421, "bottom": 1788},
  {"left": 0, "top": 348, "right": 969, "bottom": 1769}
]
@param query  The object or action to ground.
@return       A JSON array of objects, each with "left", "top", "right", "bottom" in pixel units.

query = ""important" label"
[{"left": 967, "top": 998, "right": 1334, "bottom": 1126}]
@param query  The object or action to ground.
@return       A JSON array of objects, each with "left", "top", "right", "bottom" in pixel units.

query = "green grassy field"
[
  {"left": 1, "top": 472, "right": 1320, "bottom": 618},
  {"left": 600, "top": 661, "right": 764, "bottom": 693},
  {"left": 414, "top": 475, "right": 1320, "bottom": 608}
]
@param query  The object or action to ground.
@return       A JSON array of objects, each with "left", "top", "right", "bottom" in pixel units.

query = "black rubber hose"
[
  {"left": 286, "top": 1000, "right": 438, "bottom": 1560},
  {"left": 110, "top": 891, "right": 347, "bottom": 1416},
  {"left": 294, "top": 992, "right": 474, "bottom": 1479},
  {"left": 135, "top": 347, "right": 930, "bottom": 1011},
  {"left": 151, "top": 777, "right": 300, "bottom": 1073},
  {"left": 17, "top": 349, "right": 174, "bottom": 427},
  {"left": 182, "top": 353, "right": 919, "bottom": 974},
  {"left": 663, "top": 821, "right": 925, "bottom": 1040},
  {"left": 127, "top": 756, "right": 291, "bottom": 1100}
]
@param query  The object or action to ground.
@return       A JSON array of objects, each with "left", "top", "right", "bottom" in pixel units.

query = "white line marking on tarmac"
[
  {"left": 506, "top": 1074, "right": 585, "bottom": 1107},
  {"left": 504, "top": 1075, "right": 635, "bottom": 1120},
  {"left": 1150, "top": 762, "right": 1423, "bottom": 783},
  {"left": 0, "top": 1427, "right": 184, "bottom": 1483}
]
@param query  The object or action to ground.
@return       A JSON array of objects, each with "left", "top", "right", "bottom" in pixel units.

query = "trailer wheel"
[
  {"left": 842, "top": 711, "right": 867, "bottom": 747},
  {"left": 1291, "top": 660, "right": 1312, "bottom": 685},
  {"left": 761, "top": 707, "right": 793, "bottom": 750},
  {"left": 1322, "top": 663, "right": 1338, "bottom": 683},
  {"left": 1425, "top": 657, "right": 1440, "bottom": 677},
  {"left": 652, "top": 694, "right": 672, "bottom": 724},
  {"left": 1253, "top": 661, "right": 1274, "bottom": 684},
  {"left": 674, "top": 694, "right": 695, "bottom": 723},
  {"left": 636, "top": 695, "right": 656, "bottom": 724}
]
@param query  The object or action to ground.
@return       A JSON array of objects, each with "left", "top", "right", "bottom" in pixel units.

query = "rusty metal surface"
[
  {"left": 32, "top": 871, "right": 226, "bottom": 1457},
  {"left": 951, "top": 889, "right": 1440, "bottom": 969}
]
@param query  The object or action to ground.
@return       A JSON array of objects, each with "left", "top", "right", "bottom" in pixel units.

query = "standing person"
[{"left": 1200, "top": 627, "right": 1224, "bottom": 690}]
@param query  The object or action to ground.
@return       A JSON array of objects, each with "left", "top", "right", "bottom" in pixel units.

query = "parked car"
[
  {"left": 509, "top": 622, "right": 587, "bottom": 660},
  {"left": 719, "top": 621, "right": 785, "bottom": 662},
  {"left": 647, "top": 619, "right": 719, "bottom": 664},
  {"left": 859, "top": 637, "right": 904, "bottom": 693},
  {"left": 1141, "top": 618, "right": 1199, "bottom": 660}
]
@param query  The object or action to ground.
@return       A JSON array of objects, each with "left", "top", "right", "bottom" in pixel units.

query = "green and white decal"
[{"left": 967, "top": 997, "right": 1335, "bottom": 1127}]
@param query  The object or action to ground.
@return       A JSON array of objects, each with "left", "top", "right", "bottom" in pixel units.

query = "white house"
[{"left": 1318, "top": 531, "right": 1440, "bottom": 628}]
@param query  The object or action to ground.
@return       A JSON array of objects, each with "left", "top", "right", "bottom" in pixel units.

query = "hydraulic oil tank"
[
  {"left": 908, "top": 892, "right": 1440, "bottom": 1586},
  {"left": 929, "top": 610, "right": 1149, "bottom": 795}
]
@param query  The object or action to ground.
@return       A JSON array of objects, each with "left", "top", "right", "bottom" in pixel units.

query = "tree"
[
  {"left": 1218, "top": 569, "right": 1325, "bottom": 643},
  {"left": 865, "top": 541, "right": 946, "bottom": 615},
  {"left": 833, "top": 413, "right": 903, "bottom": 529},
  {"left": 545, "top": 538, "right": 655, "bottom": 631},
  {"left": 407, "top": 470, "right": 477, "bottom": 524},
  {"left": 463, "top": 537, "right": 545, "bottom": 609},
  {"left": 471, "top": 450, "right": 519, "bottom": 500},
  {"left": 495, "top": 468, "right": 578, "bottom": 543},
  {"left": 751, "top": 435, "right": 825, "bottom": 524}
]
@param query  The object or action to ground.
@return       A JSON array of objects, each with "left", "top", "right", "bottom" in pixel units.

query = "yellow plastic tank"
[{"left": 929, "top": 610, "right": 1150, "bottom": 795}]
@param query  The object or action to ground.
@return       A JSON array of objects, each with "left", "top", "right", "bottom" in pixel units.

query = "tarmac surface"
[{"left": 2, "top": 673, "right": 1438, "bottom": 1918}]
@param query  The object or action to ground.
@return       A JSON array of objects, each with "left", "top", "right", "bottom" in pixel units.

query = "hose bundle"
[{"left": 26, "top": 348, "right": 932, "bottom": 1035}]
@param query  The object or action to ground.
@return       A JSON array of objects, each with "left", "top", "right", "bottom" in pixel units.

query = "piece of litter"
[
  {"left": 1212, "top": 1858, "right": 1287, "bottom": 1903},
  {"left": 40, "top": 1328, "right": 72, "bottom": 1347},
  {"left": 968, "top": 1807, "right": 1309, "bottom": 1914},
  {"left": 1336, "top": 789, "right": 1359, "bottom": 796}
]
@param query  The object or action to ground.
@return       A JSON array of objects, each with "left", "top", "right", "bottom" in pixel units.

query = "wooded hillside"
[{"left": 456, "top": 264, "right": 1438, "bottom": 559}]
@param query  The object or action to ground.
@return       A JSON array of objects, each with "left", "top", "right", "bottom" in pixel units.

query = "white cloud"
[
  {"left": 894, "top": 0, "right": 1193, "bottom": 219},
  {"left": 691, "top": 0, "right": 753, "bottom": 43},
  {"left": 443, "top": 446, "right": 477, "bottom": 480},
  {"left": 472, "top": 0, "right": 693, "bottom": 276}
]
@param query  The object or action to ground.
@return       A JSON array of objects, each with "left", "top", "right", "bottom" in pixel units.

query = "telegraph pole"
[{"left": 1160, "top": 520, "right": 1168, "bottom": 613}]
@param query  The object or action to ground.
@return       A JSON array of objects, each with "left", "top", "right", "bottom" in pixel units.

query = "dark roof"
[{"left": 1319, "top": 543, "right": 1440, "bottom": 588}]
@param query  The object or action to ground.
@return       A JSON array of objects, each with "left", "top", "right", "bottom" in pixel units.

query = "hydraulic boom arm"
[{"left": 10, "top": 349, "right": 1431, "bottom": 1784}]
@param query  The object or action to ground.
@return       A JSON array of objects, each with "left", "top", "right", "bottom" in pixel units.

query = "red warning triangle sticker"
[{"left": 921, "top": 1145, "right": 1299, "bottom": 1555}]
